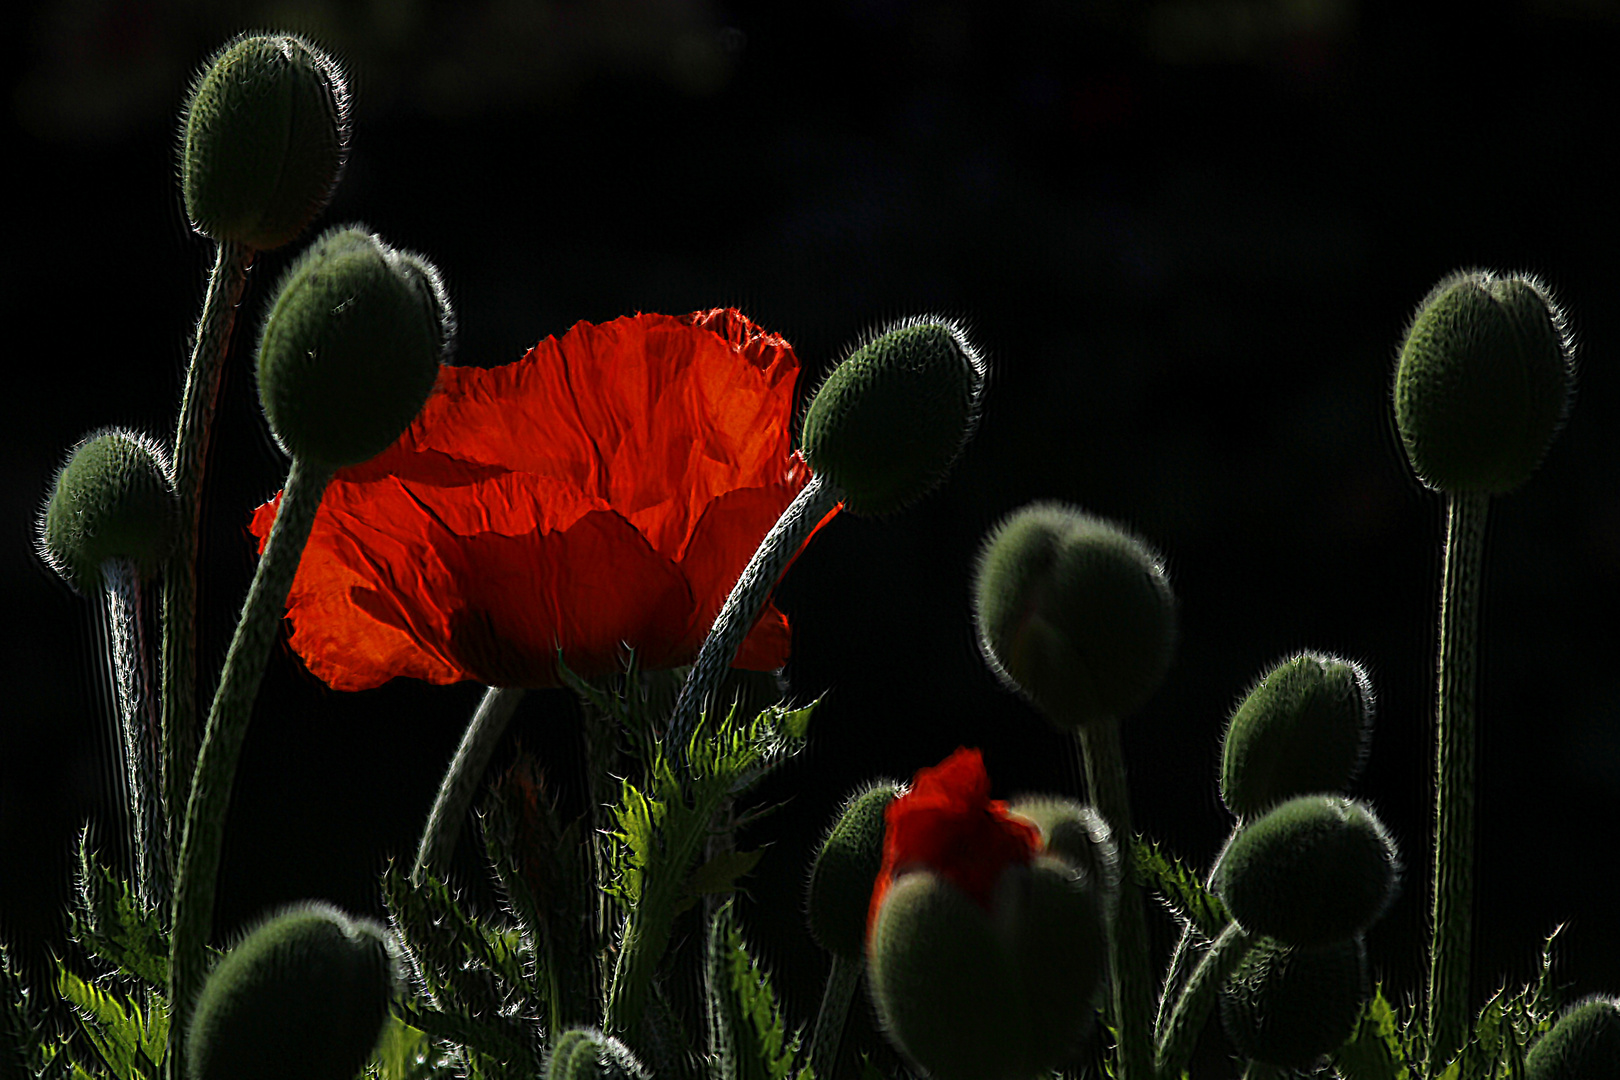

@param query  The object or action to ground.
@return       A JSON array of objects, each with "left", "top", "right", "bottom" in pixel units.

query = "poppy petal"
[{"left": 250, "top": 309, "right": 829, "bottom": 691}]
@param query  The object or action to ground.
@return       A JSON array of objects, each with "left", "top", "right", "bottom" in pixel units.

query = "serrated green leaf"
[
  {"left": 72, "top": 842, "right": 168, "bottom": 990},
  {"left": 1332, "top": 984, "right": 1413, "bottom": 1080},
  {"left": 706, "top": 902, "right": 799, "bottom": 1080},
  {"left": 3, "top": 943, "right": 43, "bottom": 1078},
  {"left": 1131, "top": 836, "right": 1228, "bottom": 938},
  {"left": 397, "top": 1003, "right": 538, "bottom": 1076},
  {"left": 366, "top": 1012, "right": 446, "bottom": 1080},
  {"left": 604, "top": 700, "right": 815, "bottom": 1039},
  {"left": 54, "top": 966, "right": 166, "bottom": 1080},
  {"left": 381, "top": 862, "right": 529, "bottom": 1018}
]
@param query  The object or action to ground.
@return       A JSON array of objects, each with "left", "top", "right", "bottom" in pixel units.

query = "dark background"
[{"left": 5, "top": 0, "right": 1620, "bottom": 1074}]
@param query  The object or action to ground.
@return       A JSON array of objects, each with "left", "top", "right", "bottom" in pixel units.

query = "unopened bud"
[
  {"left": 182, "top": 33, "right": 349, "bottom": 251},
  {"left": 1527, "top": 997, "right": 1620, "bottom": 1080},
  {"left": 1219, "top": 935, "right": 1368, "bottom": 1068},
  {"left": 1393, "top": 269, "right": 1573, "bottom": 495},
  {"left": 257, "top": 226, "right": 451, "bottom": 468},
  {"left": 39, "top": 429, "right": 177, "bottom": 593},
  {"left": 974, "top": 502, "right": 1176, "bottom": 728},
  {"left": 801, "top": 318, "right": 984, "bottom": 514},
  {"left": 807, "top": 780, "right": 900, "bottom": 959}
]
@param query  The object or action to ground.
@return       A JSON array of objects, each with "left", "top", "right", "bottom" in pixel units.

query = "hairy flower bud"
[
  {"left": 186, "top": 903, "right": 395, "bottom": 1080},
  {"left": 1213, "top": 796, "right": 1399, "bottom": 947},
  {"left": 1219, "top": 936, "right": 1369, "bottom": 1068},
  {"left": 807, "top": 780, "right": 900, "bottom": 959},
  {"left": 39, "top": 429, "right": 177, "bottom": 594},
  {"left": 1393, "top": 269, "right": 1573, "bottom": 495},
  {"left": 545, "top": 1028, "right": 650, "bottom": 1080},
  {"left": 800, "top": 317, "right": 984, "bottom": 514},
  {"left": 1527, "top": 997, "right": 1620, "bottom": 1080},
  {"left": 1007, "top": 796, "right": 1118, "bottom": 900},
  {"left": 257, "top": 226, "right": 451, "bottom": 468},
  {"left": 1220, "top": 652, "right": 1374, "bottom": 820},
  {"left": 182, "top": 33, "right": 349, "bottom": 250},
  {"left": 974, "top": 502, "right": 1176, "bottom": 728}
]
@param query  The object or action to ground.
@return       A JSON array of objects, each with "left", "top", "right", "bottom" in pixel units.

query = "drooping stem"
[
  {"left": 103, "top": 558, "right": 165, "bottom": 909},
  {"left": 1155, "top": 921, "right": 1254, "bottom": 1080},
  {"left": 166, "top": 454, "right": 331, "bottom": 1074},
  {"left": 808, "top": 951, "right": 863, "bottom": 1080},
  {"left": 667, "top": 474, "right": 841, "bottom": 754},
  {"left": 1077, "top": 717, "right": 1155, "bottom": 1080},
  {"left": 161, "top": 239, "right": 253, "bottom": 881},
  {"left": 413, "top": 685, "right": 526, "bottom": 883},
  {"left": 1424, "top": 490, "right": 1490, "bottom": 1073}
]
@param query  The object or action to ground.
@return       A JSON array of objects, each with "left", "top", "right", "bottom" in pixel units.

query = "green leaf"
[
  {"left": 365, "top": 1012, "right": 447, "bottom": 1080},
  {"left": 706, "top": 902, "right": 799, "bottom": 1080},
  {"left": 72, "top": 839, "right": 168, "bottom": 990},
  {"left": 3, "top": 942, "right": 45, "bottom": 1078},
  {"left": 604, "top": 701, "right": 816, "bottom": 1038},
  {"left": 397, "top": 1003, "right": 538, "bottom": 1076},
  {"left": 55, "top": 965, "right": 166, "bottom": 1080},
  {"left": 380, "top": 862, "right": 529, "bottom": 1018},
  {"left": 1332, "top": 984, "right": 1414, "bottom": 1080},
  {"left": 1132, "top": 836, "right": 1228, "bottom": 938}
]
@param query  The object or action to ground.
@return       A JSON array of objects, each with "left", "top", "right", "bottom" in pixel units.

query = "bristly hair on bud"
[
  {"left": 180, "top": 32, "right": 351, "bottom": 251},
  {"left": 38, "top": 428, "right": 178, "bottom": 595},
  {"left": 1392, "top": 268, "right": 1575, "bottom": 495},
  {"left": 800, "top": 314, "right": 987, "bottom": 515}
]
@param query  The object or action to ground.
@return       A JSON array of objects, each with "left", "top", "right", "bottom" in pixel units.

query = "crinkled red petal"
[{"left": 249, "top": 309, "right": 828, "bottom": 691}]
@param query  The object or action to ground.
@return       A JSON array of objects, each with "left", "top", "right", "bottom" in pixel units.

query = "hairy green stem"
[
  {"left": 808, "top": 951, "right": 863, "bottom": 1080},
  {"left": 1424, "top": 490, "right": 1489, "bottom": 1074},
  {"left": 1155, "top": 921, "right": 1254, "bottom": 1080},
  {"left": 161, "top": 239, "right": 253, "bottom": 887},
  {"left": 413, "top": 686, "right": 526, "bottom": 883},
  {"left": 103, "top": 558, "right": 165, "bottom": 909},
  {"left": 1155, "top": 921, "right": 1199, "bottom": 1046},
  {"left": 166, "top": 454, "right": 330, "bottom": 1077},
  {"left": 1077, "top": 717, "right": 1154, "bottom": 1080},
  {"left": 667, "top": 474, "right": 841, "bottom": 753}
]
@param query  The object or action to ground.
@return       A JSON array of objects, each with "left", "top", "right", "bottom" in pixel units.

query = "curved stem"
[
  {"left": 413, "top": 685, "right": 526, "bottom": 883},
  {"left": 808, "top": 951, "right": 863, "bottom": 1080},
  {"left": 1077, "top": 717, "right": 1154, "bottom": 1080},
  {"left": 1155, "top": 921, "right": 1254, "bottom": 1080},
  {"left": 166, "top": 454, "right": 330, "bottom": 1075},
  {"left": 1424, "top": 490, "right": 1489, "bottom": 1074},
  {"left": 1155, "top": 920, "right": 1199, "bottom": 1046},
  {"left": 161, "top": 239, "right": 253, "bottom": 889},
  {"left": 667, "top": 474, "right": 841, "bottom": 755},
  {"left": 103, "top": 558, "right": 165, "bottom": 909}
]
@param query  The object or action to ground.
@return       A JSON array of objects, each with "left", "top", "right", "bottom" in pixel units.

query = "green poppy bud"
[
  {"left": 1213, "top": 796, "right": 1398, "bottom": 947},
  {"left": 182, "top": 33, "right": 349, "bottom": 251},
  {"left": 545, "top": 1028, "right": 651, "bottom": 1080},
  {"left": 39, "top": 429, "right": 178, "bottom": 594},
  {"left": 868, "top": 859, "right": 1107, "bottom": 1080},
  {"left": 186, "top": 903, "right": 395, "bottom": 1080},
  {"left": 1220, "top": 652, "right": 1374, "bottom": 820},
  {"left": 1393, "top": 269, "right": 1573, "bottom": 495},
  {"left": 973, "top": 502, "right": 1176, "bottom": 728},
  {"left": 1219, "top": 935, "right": 1368, "bottom": 1068},
  {"left": 800, "top": 318, "right": 985, "bottom": 514},
  {"left": 1526, "top": 997, "right": 1620, "bottom": 1080},
  {"left": 257, "top": 226, "right": 451, "bottom": 468},
  {"left": 807, "top": 780, "right": 900, "bottom": 959},
  {"left": 1007, "top": 796, "right": 1118, "bottom": 899}
]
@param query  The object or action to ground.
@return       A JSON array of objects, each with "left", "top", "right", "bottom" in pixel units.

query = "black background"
[{"left": 5, "top": 1, "right": 1620, "bottom": 1075}]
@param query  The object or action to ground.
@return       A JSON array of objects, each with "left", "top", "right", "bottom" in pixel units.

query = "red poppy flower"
[
  {"left": 867, "top": 747, "right": 1041, "bottom": 936},
  {"left": 249, "top": 308, "right": 832, "bottom": 691}
]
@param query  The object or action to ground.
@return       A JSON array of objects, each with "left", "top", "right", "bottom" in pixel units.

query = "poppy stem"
[
  {"left": 102, "top": 558, "right": 166, "bottom": 911},
  {"left": 667, "top": 474, "right": 842, "bottom": 756},
  {"left": 1424, "top": 490, "right": 1489, "bottom": 1075},
  {"left": 1076, "top": 717, "right": 1155, "bottom": 1080},
  {"left": 808, "top": 951, "right": 863, "bottom": 1080},
  {"left": 166, "top": 453, "right": 331, "bottom": 1079},
  {"left": 1155, "top": 921, "right": 1254, "bottom": 1080},
  {"left": 413, "top": 685, "right": 527, "bottom": 883},
  {"left": 161, "top": 239, "right": 253, "bottom": 896}
]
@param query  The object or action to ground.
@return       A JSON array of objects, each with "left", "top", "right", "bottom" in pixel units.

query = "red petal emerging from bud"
[{"left": 868, "top": 747, "right": 1041, "bottom": 937}]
